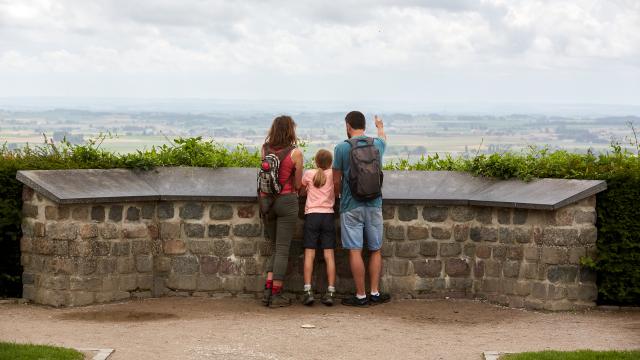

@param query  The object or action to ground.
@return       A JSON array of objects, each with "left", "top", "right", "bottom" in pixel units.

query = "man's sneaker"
[
  {"left": 321, "top": 291, "right": 335, "bottom": 306},
  {"left": 262, "top": 287, "right": 272, "bottom": 306},
  {"left": 269, "top": 293, "right": 292, "bottom": 308},
  {"left": 302, "top": 290, "right": 315, "bottom": 306},
  {"left": 341, "top": 295, "right": 369, "bottom": 307},
  {"left": 369, "top": 292, "right": 391, "bottom": 305}
]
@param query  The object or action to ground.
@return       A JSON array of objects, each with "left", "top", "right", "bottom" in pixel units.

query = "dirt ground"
[{"left": 0, "top": 297, "right": 638, "bottom": 360}]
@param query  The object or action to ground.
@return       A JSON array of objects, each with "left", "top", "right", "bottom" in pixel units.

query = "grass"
[
  {"left": 0, "top": 342, "right": 84, "bottom": 360},
  {"left": 500, "top": 350, "right": 640, "bottom": 360}
]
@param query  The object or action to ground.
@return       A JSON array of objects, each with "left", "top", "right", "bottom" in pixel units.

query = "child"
[{"left": 300, "top": 149, "right": 336, "bottom": 306}]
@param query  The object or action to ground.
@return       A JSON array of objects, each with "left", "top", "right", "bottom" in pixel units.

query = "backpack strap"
[{"left": 346, "top": 137, "right": 374, "bottom": 148}]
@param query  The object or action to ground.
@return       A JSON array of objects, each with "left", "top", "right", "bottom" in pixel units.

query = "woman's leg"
[{"left": 271, "top": 194, "right": 298, "bottom": 286}]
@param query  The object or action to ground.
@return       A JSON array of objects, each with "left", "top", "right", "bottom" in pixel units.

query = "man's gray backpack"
[{"left": 346, "top": 137, "right": 383, "bottom": 201}]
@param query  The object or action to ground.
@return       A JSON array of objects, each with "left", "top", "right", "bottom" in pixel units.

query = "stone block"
[
  {"left": 521, "top": 262, "right": 538, "bottom": 279},
  {"left": 412, "top": 259, "right": 442, "bottom": 278},
  {"left": 136, "top": 254, "right": 153, "bottom": 273},
  {"left": 111, "top": 242, "right": 131, "bottom": 256},
  {"left": 154, "top": 257, "right": 171, "bottom": 272},
  {"left": 569, "top": 247, "right": 586, "bottom": 264},
  {"left": 131, "top": 239, "right": 152, "bottom": 255},
  {"left": 233, "top": 224, "right": 262, "bottom": 237},
  {"left": 108, "top": 205, "right": 123, "bottom": 222},
  {"left": 164, "top": 239, "right": 186, "bottom": 255},
  {"left": 122, "top": 224, "right": 148, "bottom": 239},
  {"left": 422, "top": 206, "right": 448, "bottom": 222},
  {"left": 445, "top": 258, "right": 470, "bottom": 277},
  {"left": 70, "top": 206, "right": 88, "bottom": 221},
  {"left": 210, "top": 204, "right": 234, "bottom": 220},
  {"left": 117, "top": 257, "right": 135, "bottom": 274},
  {"left": 384, "top": 225, "right": 405, "bottom": 241},
  {"left": 208, "top": 224, "right": 231, "bottom": 238},
  {"left": 197, "top": 275, "right": 223, "bottom": 291},
  {"left": 22, "top": 186, "right": 34, "bottom": 202},
  {"left": 440, "top": 243, "right": 461, "bottom": 257},
  {"left": 503, "top": 261, "right": 521, "bottom": 278},
  {"left": 186, "top": 240, "right": 212, "bottom": 254},
  {"left": 577, "top": 284, "right": 598, "bottom": 301},
  {"left": 431, "top": 226, "right": 452, "bottom": 240},
  {"left": 46, "top": 223, "right": 77, "bottom": 240},
  {"left": 513, "top": 209, "right": 528, "bottom": 224},
  {"left": 388, "top": 259, "right": 411, "bottom": 276},
  {"left": 20, "top": 237, "right": 33, "bottom": 253},
  {"left": 180, "top": 202, "right": 204, "bottom": 220},
  {"left": 213, "top": 239, "right": 233, "bottom": 257},
  {"left": 579, "top": 267, "right": 597, "bottom": 283},
  {"left": 513, "top": 227, "right": 532, "bottom": 244},
  {"left": 100, "top": 223, "right": 119, "bottom": 239},
  {"left": 234, "top": 241, "right": 256, "bottom": 256},
  {"left": 237, "top": 205, "right": 257, "bottom": 219},
  {"left": 77, "top": 258, "right": 97, "bottom": 275},
  {"left": 126, "top": 207, "right": 140, "bottom": 221},
  {"left": 184, "top": 223, "right": 205, "bottom": 238},
  {"left": 548, "top": 284, "right": 567, "bottom": 300},
  {"left": 242, "top": 257, "right": 259, "bottom": 275},
  {"left": 398, "top": 206, "right": 418, "bottom": 221},
  {"left": 480, "top": 278, "right": 501, "bottom": 293},
  {"left": 523, "top": 247, "right": 539, "bottom": 261},
  {"left": 380, "top": 242, "right": 394, "bottom": 257},
  {"left": 22, "top": 204, "right": 39, "bottom": 218},
  {"left": 41, "top": 275, "right": 69, "bottom": 290},
  {"left": 492, "top": 245, "right": 507, "bottom": 260},
  {"left": 485, "top": 260, "right": 502, "bottom": 278},
  {"left": 407, "top": 225, "right": 428, "bottom": 240},
  {"left": 470, "top": 226, "right": 498, "bottom": 242},
  {"left": 499, "top": 227, "right": 514, "bottom": 244},
  {"left": 141, "top": 204, "right": 155, "bottom": 219},
  {"left": 578, "top": 227, "right": 597, "bottom": 245},
  {"left": 90, "top": 206, "right": 105, "bottom": 222},
  {"left": 532, "top": 282, "right": 547, "bottom": 299},
  {"left": 475, "top": 207, "right": 493, "bottom": 224},
  {"left": 419, "top": 241, "right": 438, "bottom": 257},
  {"left": 160, "top": 222, "right": 181, "bottom": 240},
  {"left": 396, "top": 241, "right": 419, "bottom": 258},
  {"left": 171, "top": 256, "right": 200, "bottom": 275},
  {"left": 453, "top": 224, "right": 470, "bottom": 242},
  {"left": 474, "top": 261, "right": 485, "bottom": 278},
  {"left": 497, "top": 209, "right": 511, "bottom": 224},
  {"left": 542, "top": 247, "right": 567, "bottom": 264},
  {"left": 119, "top": 274, "right": 138, "bottom": 291},
  {"left": 463, "top": 243, "right": 475, "bottom": 257},
  {"left": 547, "top": 265, "right": 578, "bottom": 283},
  {"left": 390, "top": 276, "right": 417, "bottom": 293},
  {"left": 450, "top": 207, "right": 475, "bottom": 222},
  {"left": 157, "top": 202, "right": 175, "bottom": 219},
  {"left": 476, "top": 245, "right": 491, "bottom": 259},
  {"left": 167, "top": 274, "right": 197, "bottom": 290},
  {"left": 507, "top": 246, "right": 524, "bottom": 260},
  {"left": 79, "top": 224, "right": 98, "bottom": 239},
  {"left": 67, "top": 291, "right": 95, "bottom": 306},
  {"left": 382, "top": 205, "right": 396, "bottom": 220},
  {"left": 574, "top": 210, "right": 596, "bottom": 224}
]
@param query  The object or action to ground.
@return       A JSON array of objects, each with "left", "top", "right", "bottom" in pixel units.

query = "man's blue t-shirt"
[{"left": 333, "top": 135, "right": 386, "bottom": 213}]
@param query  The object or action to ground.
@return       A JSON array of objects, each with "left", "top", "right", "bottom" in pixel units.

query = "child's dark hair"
[{"left": 313, "top": 149, "right": 333, "bottom": 188}]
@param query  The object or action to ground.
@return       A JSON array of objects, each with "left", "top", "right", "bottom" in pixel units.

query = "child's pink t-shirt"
[{"left": 301, "top": 169, "right": 335, "bottom": 214}]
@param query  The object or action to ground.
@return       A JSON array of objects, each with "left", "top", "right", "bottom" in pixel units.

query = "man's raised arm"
[{"left": 375, "top": 115, "right": 386, "bottom": 141}]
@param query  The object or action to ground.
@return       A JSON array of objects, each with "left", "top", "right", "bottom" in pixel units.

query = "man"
[{"left": 333, "top": 110, "right": 391, "bottom": 306}]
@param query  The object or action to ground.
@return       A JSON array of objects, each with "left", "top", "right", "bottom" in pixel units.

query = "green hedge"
[{"left": 1, "top": 137, "right": 638, "bottom": 305}]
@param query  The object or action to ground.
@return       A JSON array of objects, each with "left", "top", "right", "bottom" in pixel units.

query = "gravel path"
[{"left": 1, "top": 297, "right": 638, "bottom": 360}]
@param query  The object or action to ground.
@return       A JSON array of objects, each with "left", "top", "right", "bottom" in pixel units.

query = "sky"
[{"left": 0, "top": 0, "right": 639, "bottom": 110}]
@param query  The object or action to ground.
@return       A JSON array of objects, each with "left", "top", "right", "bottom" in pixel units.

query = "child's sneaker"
[
  {"left": 341, "top": 295, "right": 369, "bottom": 307},
  {"left": 302, "top": 289, "right": 315, "bottom": 306},
  {"left": 321, "top": 291, "right": 335, "bottom": 306},
  {"left": 369, "top": 292, "right": 391, "bottom": 305}
]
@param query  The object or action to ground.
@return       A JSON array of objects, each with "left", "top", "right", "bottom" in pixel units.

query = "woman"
[{"left": 260, "top": 115, "right": 303, "bottom": 307}]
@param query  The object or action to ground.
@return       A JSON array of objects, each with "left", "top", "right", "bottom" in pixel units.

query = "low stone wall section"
[{"left": 20, "top": 186, "right": 598, "bottom": 310}]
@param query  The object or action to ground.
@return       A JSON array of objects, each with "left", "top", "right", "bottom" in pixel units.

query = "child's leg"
[
  {"left": 303, "top": 248, "right": 316, "bottom": 286},
  {"left": 323, "top": 249, "right": 336, "bottom": 288}
]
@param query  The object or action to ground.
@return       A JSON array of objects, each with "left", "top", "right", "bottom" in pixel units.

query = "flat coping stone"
[{"left": 16, "top": 167, "right": 607, "bottom": 210}]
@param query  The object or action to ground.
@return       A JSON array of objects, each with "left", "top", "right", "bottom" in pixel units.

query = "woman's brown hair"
[
  {"left": 313, "top": 149, "right": 333, "bottom": 188},
  {"left": 265, "top": 115, "right": 297, "bottom": 149}
]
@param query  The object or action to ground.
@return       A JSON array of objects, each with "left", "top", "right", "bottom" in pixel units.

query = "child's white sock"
[
  {"left": 371, "top": 291, "right": 380, "bottom": 296},
  {"left": 304, "top": 284, "right": 312, "bottom": 291},
  {"left": 328, "top": 286, "right": 336, "bottom": 293},
  {"left": 356, "top": 293, "right": 367, "bottom": 300}
]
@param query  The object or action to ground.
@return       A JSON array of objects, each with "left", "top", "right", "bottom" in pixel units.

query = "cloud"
[{"left": 0, "top": 0, "right": 638, "bottom": 103}]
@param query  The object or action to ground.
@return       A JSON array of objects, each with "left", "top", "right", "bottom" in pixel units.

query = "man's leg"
[
  {"left": 368, "top": 249, "right": 382, "bottom": 294},
  {"left": 349, "top": 249, "right": 366, "bottom": 296}
]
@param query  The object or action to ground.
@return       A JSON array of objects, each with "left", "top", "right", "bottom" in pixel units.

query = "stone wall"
[{"left": 20, "top": 186, "right": 598, "bottom": 310}]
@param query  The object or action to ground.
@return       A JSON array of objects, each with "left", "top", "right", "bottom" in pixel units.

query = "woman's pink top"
[{"left": 301, "top": 169, "right": 335, "bottom": 214}]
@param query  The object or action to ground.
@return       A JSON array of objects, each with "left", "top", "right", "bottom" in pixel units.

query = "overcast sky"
[{"left": 0, "top": 0, "right": 639, "bottom": 109}]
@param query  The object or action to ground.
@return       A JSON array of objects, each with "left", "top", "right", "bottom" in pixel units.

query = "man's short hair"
[{"left": 345, "top": 111, "right": 366, "bottom": 130}]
